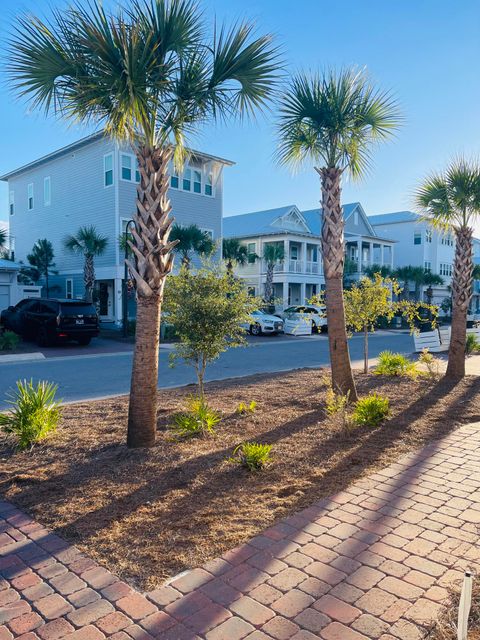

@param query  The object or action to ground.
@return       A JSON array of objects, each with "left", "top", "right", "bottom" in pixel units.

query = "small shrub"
[
  {"left": 0, "top": 380, "right": 61, "bottom": 450},
  {"left": 466, "top": 333, "right": 480, "bottom": 355},
  {"left": 0, "top": 331, "right": 20, "bottom": 351},
  {"left": 418, "top": 348, "right": 440, "bottom": 378},
  {"left": 323, "top": 376, "right": 354, "bottom": 434},
  {"left": 352, "top": 393, "right": 390, "bottom": 428},
  {"left": 374, "top": 350, "right": 419, "bottom": 378},
  {"left": 236, "top": 400, "right": 257, "bottom": 415},
  {"left": 170, "top": 396, "right": 220, "bottom": 438},
  {"left": 230, "top": 442, "right": 272, "bottom": 471}
]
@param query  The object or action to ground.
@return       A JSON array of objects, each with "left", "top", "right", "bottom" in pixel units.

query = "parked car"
[
  {"left": 280, "top": 305, "right": 328, "bottom": 333},
  {"left": 1, "top": 298, "right": 99, "bottom": 346},
  {"left": 243, "top": 310, "right": 284, "bottom": 336}
]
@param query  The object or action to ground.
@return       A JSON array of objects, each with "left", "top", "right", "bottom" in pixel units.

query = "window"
[
  {"left": 205, "top": 172, "right": 213, "bottom": 196},
  {"left": 441, "top": 234, "right": 454, "bottom": 246},
  {"left": 121, "top": 154, "right": 132, "bottom": 181},
  {"left": 414, "top": 232, "right": 422, "bottom": 245},
  {"left": 66, "top": 279, "right": 73, "bottom": 300},
  {"left": 290, "top": 246, "right": 298, "bottom": 260},
  {"left": 44, "top": 177, "right": 51, "bottom": 206},
  {"left": 9, "top": 191, "right": 14, "bottom": 216},
  {"left": 354, "top": 210, "right": 359, "bottom": 225},
  {"left": 440, "top": 263, "right": 453, "bottom": 276},
  {"left": 27, "top": 183, "right": 34, "bottom": 210},
  {"left": 104, "top": 154, "right": 114, "bottom": 187},
  {"left": 311, "top": 246, "right": 318, "bottom": 262},
  {"left": 183, "top": 167, "right": 192, "bottom": 191},
  {"left": 135, "top": 159, "right": 140, "bottom": 183},
  {"left": 193, "top": 170, "right": 202, "bottom": 194},
  {"left": 247, "top": 242, "right": 256, "bottom": 263},
  {"left": 424, "top": 261, "right": 432, "bottom": 272},
  {"left": 425, "top": 229, "right": 432, "bottom": 243}
]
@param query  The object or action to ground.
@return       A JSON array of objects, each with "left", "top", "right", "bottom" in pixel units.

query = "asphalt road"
[{"left": 0, "top": 331, "right": 414, "bottom": 407}]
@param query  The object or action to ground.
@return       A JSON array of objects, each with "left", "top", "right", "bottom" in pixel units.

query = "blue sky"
[{"left": 1, "top": 0, "right": 480, "bottom": 229}]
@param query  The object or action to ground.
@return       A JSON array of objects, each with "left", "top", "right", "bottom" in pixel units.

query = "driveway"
[{"left": 0, "top": 331, "right": 413, "bottom": 407}]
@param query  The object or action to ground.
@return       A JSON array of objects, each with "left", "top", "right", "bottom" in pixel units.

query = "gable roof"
[
  {"left": 0, "top": 259, "right": 22, "bottom": 271},
  {"left": 223, "top": 202, "right": 364, "bottom": 239},
  {"left": 369, "top": 211, "right": 420, "bottom": 226}
]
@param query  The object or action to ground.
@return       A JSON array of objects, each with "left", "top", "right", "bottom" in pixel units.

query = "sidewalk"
[{"left": 2, "top": 422, "right": 480, "bottom": 639}]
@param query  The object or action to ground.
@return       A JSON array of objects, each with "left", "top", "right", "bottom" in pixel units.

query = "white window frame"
[
  {"left": 44, "top": 176, "right": 51, "bottom": 206},
  {"left": 66, "top": 278, "right": 73, "bottom": 299},
  {"left": 27, "top": 183, "right": 34, "bottom": 211},
  {"left": 247, "top": 242, "right": 256, "bottom": 264},
  {"left": 413, "top": 232, "right": 422, "bottom": 245},
  {"left": 9, "top": 191, "right": 14, "bottom": 216},
  {"left": 193, "top": 169, "right": 202, "bottom": 194},
  {"left": 182, "top": 167, "right": 192, "bottom": 191},
  {"left": 425, "top": 229, "right": 432, "bottom": 243},
  {"left": 424, "top": 261, "right": 431, "bottom": 272},
  {"left": 201, "top": 228, "right": 214, "bottom": 239},
  {"left": 104, "top": 153, "right": 114, "bottom": 188},
  {"left": 204, "top": 172, "right": 213, "bottom": 197},
  {"left": 120, "top": 153, "right": 132, "bottom": 182}
]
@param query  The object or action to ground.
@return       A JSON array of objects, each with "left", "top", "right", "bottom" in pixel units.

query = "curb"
[{"left": 0, "top": 352, "right": 46, "bottom": 365}]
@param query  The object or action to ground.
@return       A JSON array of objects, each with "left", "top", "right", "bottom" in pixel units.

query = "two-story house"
[
  {"left": 369, "top": 211, "right": 480, "bottom": 312},
  {"left": 1, "top": 132, "right": 233, "bottom": 323},
  {"left": 223, "top": 202, "right": 395, "bottom": 308}
]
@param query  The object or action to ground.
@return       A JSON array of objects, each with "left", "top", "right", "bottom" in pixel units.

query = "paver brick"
[
  {"left": 79, "top": 567, "right": 117, "bottom": 590},
  {"left": 377, "top": 577, "right": 423, "bottom": 601},
  {"left": 205, "top": 616, "right": 254, "bottom": 640},
  {"left": 260, "top": 615, "right": 300, "bottom": 639},
  {"left": 66, "top": 599, "right": 114, "bottom": 626},
  {"left": 36, "top": 618, "right": 75, "bottom": 639},
  {"left": 36, "top": 594, "right": 73, "bottom": 620},
  {"left": 314, "top": 595, "right": 361, "bottom": 624},
  {"left": 268, "top": 568, "right": 306, "bottom": 591},
  {"left": 115, "top": 594, "right": 157, "bottom": 620},
  {"left": 7, "top": 612, "right": 43, "bottom": 635},
  {"left": 230, "top": 596, "right": 274, "bottom": 625},
  {"left": 346, "top": 566, "right": 385, "bottom": 590},
  {"left": 352, "top": 614, "right": 389, "bottom": 639},
  {"left": 96, "top": 611, "right": 131, "bottom": 634},
  {"left": 354, "top": 588, "right": 396, "bottom": 616},
  {"left": 62, "top": 625, "right": 105, "bottom": 639},
  {"left": 50, "top": 573, "right": 86, "bottom": 596},
  {"left": 320, "top": 621, "right": 369, "bottom": 639},
  {"left": 182, "top": 603, "right": 231, "bottom": 634},
  {"left": 294, "top": 608, "right": 330, "bottom": 633},
  {"left": 271, "top": 589, "right": 314, "bottom": 618},
  {"left": 0, "top": 600, "right": 31, "bottom": 624}
]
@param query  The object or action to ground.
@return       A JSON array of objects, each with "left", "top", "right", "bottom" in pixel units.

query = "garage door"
[{"left": 0, "top": 285, "right": 10, "bottom": 313}]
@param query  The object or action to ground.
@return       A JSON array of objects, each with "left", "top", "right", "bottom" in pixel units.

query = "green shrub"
[
  {"left": 171, "top": 396, "right": 220, "bottom": 438},
  {"left": 352, "top": 393, "right": 390, "bottom": 428},
  {"left": 374, "top": 350, "right": 419, "bottom": 378},
  {"left": 466, "top": 333, "right": 480, "bottom": 355},
  {"left": 0, "top": 331, "right": 20, "bottom": 351},
  {"left": 418, "top": 348, "right": 440, "bottom": 378},
  {"left": 230, "top": 442, "right": 272, "bottom": 471},
  {"left": 0, "top": 380, "right": 61, "bottom": 449},
  {"left": 236, "top": 400, "right": 257, "bottom": 415}
]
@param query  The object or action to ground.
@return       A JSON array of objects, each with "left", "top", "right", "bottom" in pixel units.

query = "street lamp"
[{"left": 122, "top": 219, "right": 136, "bottom": 338}]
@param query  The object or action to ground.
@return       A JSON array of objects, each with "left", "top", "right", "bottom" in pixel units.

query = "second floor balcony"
[{"left": 261, "top": 259, "right": 323, "bottom": 275}]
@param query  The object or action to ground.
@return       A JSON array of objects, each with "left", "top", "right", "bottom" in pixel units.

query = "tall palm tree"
[
  {"left": 170, "top": 224, "right": 215, "bottom": 269},
  {"left": 415, "top": 158, "right": 480, "bottom": 378},
  {"left": 263, "top": 243, "right": 284, "bottom": 303},
  {"left": 27, "top": 239, "right": 56, "bottom": 298},
  {"left": 277, "top": 68, "right": 401, "bottom": 398},
  {"left": 0, "top": 229, "right": 8, "bottom": 259},
  {"left": 8, "top": 0, "right": 280, "bottom": 448},
  {"left": 222, "top": 238, "right": 249, "bottom": 274},
  {"left": 64, "top": 226, "right": 108, "bottom": 303}
]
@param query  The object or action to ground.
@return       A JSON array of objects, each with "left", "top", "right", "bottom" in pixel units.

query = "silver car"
[{"left": 243, "top": 310, "right": 284, "bottom": 336}]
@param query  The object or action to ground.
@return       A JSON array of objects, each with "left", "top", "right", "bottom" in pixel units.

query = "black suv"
[{"left": 1, "top": 298, "right": 99, "bottom": 346}]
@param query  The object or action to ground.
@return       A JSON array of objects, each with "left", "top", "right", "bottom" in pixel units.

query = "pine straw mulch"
[
  {"left": 1, "top": 369, "right": 480, "bottom": 591},
  {"left": 427, "top": 577, "right": 480, "bottom": 639}
]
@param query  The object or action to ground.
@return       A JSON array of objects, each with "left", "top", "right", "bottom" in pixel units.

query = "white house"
[
  {"left": 369, "top": 211, "right": 480, "bottom": 312},
  {"left": 223, "top": 202, "right": 395, "bottom": 308}
]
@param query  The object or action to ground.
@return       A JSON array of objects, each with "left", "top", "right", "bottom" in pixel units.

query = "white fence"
[{"left": 413, "top": 326, "right": 480, "bottom": 352}]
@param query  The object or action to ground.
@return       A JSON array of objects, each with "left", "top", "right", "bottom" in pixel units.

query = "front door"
[{"left": 96, "top": 280, "right": 114, "bottom": 321}]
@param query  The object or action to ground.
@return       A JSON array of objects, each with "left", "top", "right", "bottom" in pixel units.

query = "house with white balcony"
[
  {"left": 223, "top": 202, "right": 395, "bottom": 308},
  {"left": 369, "top": 211, "right": 480, "bottom": 312}
]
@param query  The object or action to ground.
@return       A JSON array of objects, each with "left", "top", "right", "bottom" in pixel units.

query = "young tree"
[
  {"left": 64, "top": 226, "right": 108, "bottom": 302},
  {"left": 164, "top": 266, "right": 258, "bottom": 398},
  {"left": 222, "top": 238, "right": 249, "bottom": 274},
  {"left": 277, "top": 68, "right": 401, "bottom": 399},
  {"left": 415, "top": 158, "right": 480, "bottom": 378},
  {"left": 27, "top": 239, "right": 56, "bottom": 298},
  {"left": 8, "top": 0, "right": 281, "bottom": 447},
  {"left": 263, "top": 243, "right": 284, "bottom": 303},
  {"left": 170, "top": 224, "right": 215, "bottom": 269}
]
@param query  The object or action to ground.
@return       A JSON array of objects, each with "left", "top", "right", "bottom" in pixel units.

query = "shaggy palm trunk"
[
  {"left": 319, "top": 167, "right": 357, "bottom": 400},
  {"left": 446, "top": 226, "right": 473, "bottom": 378},
  {"left": 84, "top": 254, "right": 95, "bottom": 303},
  {"left": 265, "top": 265, "right": 274, "bottom": 303},
  {"left": 126, "top": 145, "right": 177, "bottom": 448}
]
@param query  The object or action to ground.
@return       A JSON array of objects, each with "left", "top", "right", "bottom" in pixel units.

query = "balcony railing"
[{"left": 306, "top": 260, "right": 321, "bottom": 274}]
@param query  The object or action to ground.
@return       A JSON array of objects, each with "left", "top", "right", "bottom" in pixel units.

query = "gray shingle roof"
[
  {"left": 0, "top": 259, "right": 22, "bottom": 270},
  {"left": 368, "top": 211, "right": 420, "bottom": 225}
]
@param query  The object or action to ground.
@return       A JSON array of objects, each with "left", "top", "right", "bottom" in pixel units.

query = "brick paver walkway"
[{"left": 2, "top": 423, "right": 480, "bottom": 639}]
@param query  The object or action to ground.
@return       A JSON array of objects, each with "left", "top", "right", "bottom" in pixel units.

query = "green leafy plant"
[
  {"left": 0, "top": 331, "right": 20, "bottom": 351},
  {"left": 230, "top": 442, "right": 272, "bottom": 471},
  {"left": 323, "top": 375, "right": 354, "bottom": 434},
  {"left": 236, "top": 401, "right": 257, "bottom": 415},
  {"left": 170, "top": 396, "right": 221, "bottom": 438},
  {"left": 466, "top": 333, "right": 480, "bottom": 355},
  {"left": 418, "top": 348, "right": 440, "bottom": 378},
  {"left": 352, "top": 393, "right": 390, "bottom": 428},
  {"left": 0, "top": 380, "right": 61, "bottom": 450},
  {"left": 374, "top": 351, "right": 420, "bottom": 378}
]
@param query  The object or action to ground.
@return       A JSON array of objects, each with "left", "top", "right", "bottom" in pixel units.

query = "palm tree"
[
  {"left": 263, "top": 243, "right": 284, "bottom": 304},
  {"left": 393, "top": 266, "right": 415, "bottom": 300},
  {"left": 8, "top": 0, "right": 280, "bottom": 447},
  {"left": 415, "top": 158, "right": 480, "bottom": 378},
  {"left": 277, "top": 68, "right": 401, "bottom": 398},
  {"left": 170, "top": 224, "right": 215, "bottom": 269},
  {"left": 222, "top": 238, "right": 249, "bottom": 274},
  {"left": 423, "top": 271, "right": 444, "bottom": 304},
  {"left": 64, "top": 226, "right": 108, "bottom": 303},
  {"left": 0, "top": 229, "right": 8, "bottom": 259},
  {"left": 409, "top": 266, "right": 429, "bottom": 301},
  {"left": 27, "top": 239, "right": 56, "bottom": 297},
  {"left": 363, "top": 264, "right": 393, "bottom": 279}
]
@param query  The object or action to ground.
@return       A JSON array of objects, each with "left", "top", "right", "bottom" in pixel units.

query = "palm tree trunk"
[
  {"left": 319, "top": 167, "right": 357, "bottom": 400},
  {"left": 446, "top": 226, "right": 473, "bottom": 378},
  {"left": 125, "top": 145, "right": 177, "bottom": 448},
  {"left": 84, "top": 254, "right": 95, "bottom": 303},
  {"left": 265, "top": 265, "right": 274, "bottom": 302}
]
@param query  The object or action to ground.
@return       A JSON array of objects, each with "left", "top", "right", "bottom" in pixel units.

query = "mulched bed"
[{"left": 1, "top": 369, "right": 480, "bottom": 591}]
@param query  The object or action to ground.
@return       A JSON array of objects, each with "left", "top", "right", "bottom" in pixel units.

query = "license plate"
[{"left": 76, "top": 319, "right": 84, "bottom": 325}]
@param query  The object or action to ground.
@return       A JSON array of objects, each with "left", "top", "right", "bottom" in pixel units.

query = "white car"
[
  {"left": 281, "top": 305, "right": 328, "bottom": 333},
  {"left": 243, "top": 310, "right": 284, "bottom": 336}
]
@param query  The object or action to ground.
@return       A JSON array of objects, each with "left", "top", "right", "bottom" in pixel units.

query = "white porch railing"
[
  {"left": 306, "top": 261, "right": 320, "bottom": 274},
  {"left": 289, "top": 260, "right": 303, "bottom": 273}
]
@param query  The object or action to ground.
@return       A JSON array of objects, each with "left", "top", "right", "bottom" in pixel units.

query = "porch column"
[
  {"left": 284, "top": 239, "right": 288, "bottom": 272},
  {"left": 282, "top": 281, "right": 289, "bottom": 308},
  {"left": 381, "top": 244, "right": 385, "bottom": 266},
  {"left": 115, "top": 278, "right": 123, "bottom": 325},
  {"left": 301, "top": 241, "right": 307, "bottom": 273},
  {"left": 357, "top": 239, "right": 362, "bottom": 273},
  {"left": 369, "top": 242, "right": 374, "bottom": 265},
  {"left": 300, "top": 282, "right": 306, "bottom": 304}
]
